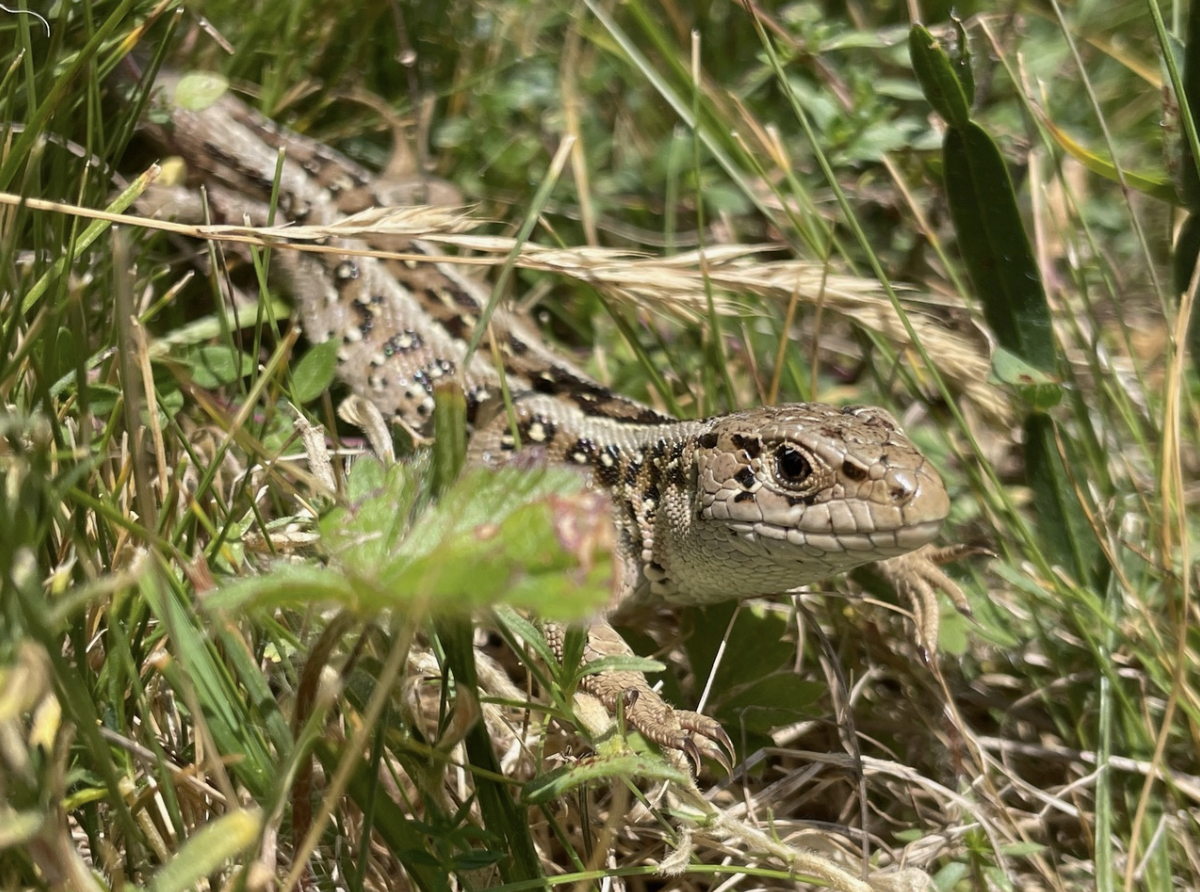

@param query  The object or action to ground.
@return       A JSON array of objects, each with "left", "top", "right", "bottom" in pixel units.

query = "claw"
[{"left": 711, "top": 723, "right": 735, "bottom": 766}]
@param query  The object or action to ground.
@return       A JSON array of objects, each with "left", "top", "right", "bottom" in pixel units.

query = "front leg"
[
  {"left": 866, "top": 544, "right": 982, "bottom": 659},
  {"left": 541, "top": 620, "right": 733, "bottom": 772}
]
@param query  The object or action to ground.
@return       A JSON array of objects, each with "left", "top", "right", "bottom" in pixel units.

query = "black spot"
[
  {"left": 444, "top": 282, "right": 480, "bottom": 311},
  {"left": 698, "top": 431, "right": 719, "bottom": 449},
  {"left": 636, "top": 408, "right": 668, "bottom": 424},
  {"left": 594, "top": 445, "right": 622, "bottom": 487},
  {"left": 518, "top": 413, "right": 557, "bottom": 444},
  {"left": 509, "top": 334, "right": 529, "bottom": 356},
  {"left": 785, "top": 493, "right": 816, "bottom": 507},
  {"left": 566, "top": 437, "right": 595, "bottom": 464},
  {"left": 664, "top": 440, "right": 688, "bottom": 488},
  {"left": 734, "top": 467, "right": 757, "bottom": 490},
  {"left": 411, "top": 359, "right": 454, "bottom": 394},
  {"left": 350, "top": 299, "right": 375, "bottom": 341},
  {"left": 204, "top": 141, "right": 246, "bottom": 175},
  {"left": 841, "top": 460, "right": 868, "bottom": 482},
  {"left": 464, "top": 386, "right": 489, "bottom": 424},
  {"left": 730, "top": 434, "right": 761, "bottom": 458},
  {"left": 733, "top": 491, "right": 755, "bottom": 503},
  {"left": 382, "top": 329, "right": 423, "bottom": 356}
]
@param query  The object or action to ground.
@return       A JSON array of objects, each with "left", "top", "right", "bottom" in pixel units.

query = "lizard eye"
[{"left": 773, "top": 445, "right": 813, "bottom": 488}]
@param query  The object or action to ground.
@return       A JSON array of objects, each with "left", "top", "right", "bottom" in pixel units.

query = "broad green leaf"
[
  {"left": 683, "top": 601, "right": 796, "bottom": 691},
  {"left": 186, "top": 344, "right": 255, "bottom": 388},
  {"left": 290, "top": 338, "right": 340, "bottom": 404},
  {"left": 173, "top": 71, "right": 231, "bottom": 111},
  {"left": 212, "top": 464, "right": 612, "bottom": 622},
  {"left": 200, "top": 562, "right": 358, "bottom": 613},
  {"left": 713, "top": 672, "right": 824, "bottom": 736},
  {"left": 988, "top": 347, "right": 1063, "bottom": 410}
]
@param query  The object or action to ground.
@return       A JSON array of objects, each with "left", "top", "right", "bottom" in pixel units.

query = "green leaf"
[
  {"left": 1041, "top": 116, "right": 1176, "bottom": 205},
  {"left": 148, "top": 808, "right": 262, "bottom": 892},
  {"left": 575, "top": 654, "right": 666, "bottom": 678},
  {"left": 713, "top": 672, "right": 824, "bottom": 736},
  {"left": 683, "top": 601, "right": 796, "bottom": 691},
  {"left": 1025, "top": 414, "right": 1102, "bottom": 586},
  {"left": 290, "top": 339, "right": 340, "bottom": 405},
  {"left": 909, "top": 24, "right": 971, "bottom": 128},
  {"left": 1174, "top": 213, "right": 1200, "bottom": 366},
  {"left": 431, "top": 382, "right": 468, "bottom": 495},
  {"left": 211, "top": 464, "right": 612, "bottom": 622},
  {"left": 345, "top": 454, "right": 389, "bottom": 503},
  {"left": 200, "top": 562, "right": 359, "bottom": 613},
  {"left": 521, "top": 751, "right": 691, "bottom": 806},
  {"left": 356, "top": 467, "right": 613, "bottom": 620},
  {"left": 943, "top": 122, "right": 1057, "bottom": 374},
  {"left": 173, "top": 71, "right": 231, "bottom": 112},
  {"left": 186, "top": 344, "right": 255, "bottom": 388},
  {"left": 0, "top": 810, "right": 42, "bottom": 850},
  {"left": 988, "top": 347, "right": 1063, "bottom": 410}
]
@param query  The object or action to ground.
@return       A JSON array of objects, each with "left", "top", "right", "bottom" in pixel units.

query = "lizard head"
[{"left": 651, "top": 404, "right": 950, "bottom": 603}]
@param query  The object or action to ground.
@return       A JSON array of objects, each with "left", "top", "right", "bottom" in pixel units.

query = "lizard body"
[{"left": 140, "top": 73, "right": 955, "bottom": 763}]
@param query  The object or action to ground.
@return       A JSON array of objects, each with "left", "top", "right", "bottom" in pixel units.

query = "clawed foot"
[
  {"left": 872, "top": 543, "right": 990, "bottom": 660},
  {"left": 544, "top": 619, "right": 735, "bottom": 772},
  {"left": 610, "top": 687, "right": 734, "bottom": 773}
]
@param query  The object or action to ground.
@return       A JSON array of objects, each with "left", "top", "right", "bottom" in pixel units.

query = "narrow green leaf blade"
[
  {"left": 909, "top": 24, "right": 971, "bottom": 128},
  {"left": 943, "top": 122, "right": 1056, "bottom": 373}
]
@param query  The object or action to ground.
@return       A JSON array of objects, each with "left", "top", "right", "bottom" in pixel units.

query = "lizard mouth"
[{"left": 730, "top": 514, "right": 945, "bottom": 564}]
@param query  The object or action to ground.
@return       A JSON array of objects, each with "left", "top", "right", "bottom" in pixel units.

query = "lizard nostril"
[
  {"left": 841, "top": 459, "right": 868, "bottom": 482},
  {"left": 887, "top": 469, "right": 918, "bottom": 503}
]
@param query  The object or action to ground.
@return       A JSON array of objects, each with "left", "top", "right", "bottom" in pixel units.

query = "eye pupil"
[{"left": 775, "top": 446, "right": 812, "bottom": 484}]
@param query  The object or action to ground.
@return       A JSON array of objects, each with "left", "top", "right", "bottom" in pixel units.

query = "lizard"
[{"left": 135, "top": 70, "right": 963, "bottom": 768}]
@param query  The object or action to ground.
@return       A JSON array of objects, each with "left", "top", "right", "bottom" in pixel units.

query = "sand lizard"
[{"left": 138, "top": 72, "right": 961, "bottom": 766}]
